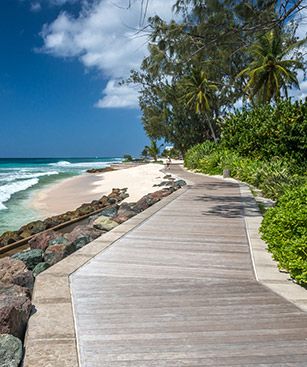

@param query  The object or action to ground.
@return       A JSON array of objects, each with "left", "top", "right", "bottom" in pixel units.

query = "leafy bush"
[
  {"left": 184, "top": 141, "right": 217, "bottom": 169},
  {"left": 194, "top": 149, "right": 305, "bottom": 199},
  {"left": 260, "top": 184, "right": 307, "bottom": 285},
  {"left": 221, "top": 99, "right": 307, "bottom": 164}
]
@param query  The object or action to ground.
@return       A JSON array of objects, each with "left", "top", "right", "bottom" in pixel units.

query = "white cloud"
[
  {"left": 40, "top": 0, "right": 175, "bottom": 108},
  {"left": 95, "top": 80, "right": 139, "bottom": 108}
]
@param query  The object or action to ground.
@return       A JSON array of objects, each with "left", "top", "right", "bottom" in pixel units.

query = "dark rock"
[
  {"left": 32, "top": 262, "right": 50, "bottom": 277},
  {"left": 44, "top": 238, "right": 75, "bottom": 266},
  {"left": 0, "top": 232, "right": 21, "bottom": 248},
  {"left": 93, "top": 216, "right": 119, "bottom": 231},
  {"left": 65, "top": 225, "right": 102, "bottom": 250},
  {"left": 18, "top": 220, "right": 46, "bottom": 238},
  {"left": 98, "top": 205, "right": 118, "bottom": 218},
  {"left": 108, "top": 188, "right": 129, "bottom": 202},
  {"left": 0, "top": 257, "right": 34, "bottom": 291},
  {"left": 113, "top": 202, "right": 137, "bottom": 223},
  {"left": 163, "top": 174, "right": 172, "bottom": 179},
  {"left": 0, "top": 282, "right": 32, "bottom": 339},
  {"left": 43, "top": 216, "right": 62, "bottom": 229},
  {"left": 0, "top": 334, "right": 23, "bottom": 367},
  {"left": 133, "top": 193, "right": 161, "bottom": 213},
  {"left": 28, "top": 230, "right": 58, "bottom": 251},
  {"left": 174, "top": 179, "right": 187, "bottom": 187},
  {"left": 11, "top": 249, "right": 43, "bottom": 271},
  {"left": 87, "top": 166, "right": 115, "bottom": 174}
]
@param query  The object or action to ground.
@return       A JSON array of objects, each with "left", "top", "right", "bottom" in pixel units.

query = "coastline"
[{"left": 29, "top": 163, "right": 167, "bottom": 217}]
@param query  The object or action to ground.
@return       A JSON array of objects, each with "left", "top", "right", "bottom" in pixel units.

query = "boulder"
[
  {"left": 44, "top": 239, "right": 75, "bottom": 266},
  {"left": 65, "top": 225, "right": 102, "bottom": 250},
  {"left": 0, "top": 282, "right": 32, "bottom": 339},
  {"left": 93, "top": 216, "right": 119, "bottom": 231},
  {"left": 113, "top": 202, "right": 137, "bottom": 223},
  {"left": 28, "top": 230, "right": 58, "bottom": 251},
  {"left": 32, "top": 262, "right": 50, "bottom": 277},
  {"left": 43, "top": 216, "right": 62, "bottom": 229},
  {"left": 174, "top": 179, "right": 187, "bottom": 187},
  {"left": 18, "top": 220, "right": 46, "bottom": 238},
  {"left": 0, "top": 334, "right": 23, "bottom": 367},
  {"left": 0, "top": 232, "right": 21, "bottom": 248},
  {"left": 11, "top": 249, "right": 43, "bottom": 271},
  {"left": 0, "top": 257, "right": 34, "bottom": 291},
  {"left": 98, "top": 205, "right": 118, "bottom": 218},
  {"left": 133, "top": 193, "right": 161, "bottom": 213},
  {"left": 108, "top": 188, "right": 129, "bottom": 202}
]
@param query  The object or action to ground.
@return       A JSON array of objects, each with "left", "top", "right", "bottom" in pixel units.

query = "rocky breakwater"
[
  {"left": 0, "top": 188, "right": 128, "bottom": 249},
  {"left": 0, "top": 177, "right": 186, "bottom": 366}
]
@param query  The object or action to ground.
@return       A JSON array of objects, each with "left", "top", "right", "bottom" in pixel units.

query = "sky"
[
  {"left": 0, "top": 0, "right": 306, "bottom": 158},
  {"left": 0, "top": 0, "right": 174, "bottom": 158}
]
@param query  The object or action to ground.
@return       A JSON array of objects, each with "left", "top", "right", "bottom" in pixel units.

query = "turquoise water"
[{"left": 0, "top": 157, "right": 121, "bottom": 234}]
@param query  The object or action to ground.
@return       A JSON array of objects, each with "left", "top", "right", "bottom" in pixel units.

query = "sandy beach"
[{"left": 29, "top": 163, "right": 170, "bottom": 216}]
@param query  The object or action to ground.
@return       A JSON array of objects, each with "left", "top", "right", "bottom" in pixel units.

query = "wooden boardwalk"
[{"left": 70, "top": 167, "right": 307, "bottom": 366}]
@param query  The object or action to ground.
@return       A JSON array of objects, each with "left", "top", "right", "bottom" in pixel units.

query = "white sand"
[{"left": 30, "top": 164, "right": 167, "bottom": 216}]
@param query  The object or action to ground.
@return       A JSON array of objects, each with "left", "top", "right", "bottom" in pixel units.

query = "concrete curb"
[
  {"left": 22, "top": 187, "right": 188, "bottom": 367},
  {"left": 239, "top": 183, "right": 307, "bottom": 313}
]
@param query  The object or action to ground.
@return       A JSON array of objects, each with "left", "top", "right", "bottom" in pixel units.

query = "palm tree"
[
  {"left": 237, "top": 29, "right": 305, "bottom": 104},
  {"left": 180, "top": 68, "right": 218, "bottom": 141},
  {"left": 144, "top": 140, "right": 163, "bottom": 161}
]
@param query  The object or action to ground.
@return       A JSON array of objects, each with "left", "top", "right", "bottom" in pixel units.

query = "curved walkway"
[{"left": 70, "top": 167, "right": 307, "bottom": 366}]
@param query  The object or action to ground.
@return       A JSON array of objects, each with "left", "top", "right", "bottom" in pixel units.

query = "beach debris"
[
  {"left": 0, "top": 334, "right": 23, "bottom": 367},
  {"left": 32, "top": 262, "right": 50, "bottom": 277},
  {"left": 29, "top": 230, "right": 59, "bottom": 252},
  {"left": 0, "top": 257, "right": 34, "bottom": 292},
  {"left": 93, "top": 216, "right": 119, "bottom": 231},
  {"left": 12, "top": 249, "right": 43, "bottom": 271},
  {"left": 0, "top": 282, "right": 32, "bottom": 339}
]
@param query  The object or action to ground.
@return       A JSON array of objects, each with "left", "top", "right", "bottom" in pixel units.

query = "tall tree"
[
  {"left": 237, "top": 28, "right": 306, "bottom": 103},
  {"left": 179, "top": 68, "right": 218, "bottom": 141}
]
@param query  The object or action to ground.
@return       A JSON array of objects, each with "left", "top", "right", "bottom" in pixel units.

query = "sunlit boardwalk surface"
[{"left": 71, "top": 166, "right": 307, "bottom": 366}]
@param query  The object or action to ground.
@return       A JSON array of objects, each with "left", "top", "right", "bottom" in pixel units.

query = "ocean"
[{"left": 0, "top": 157, "right": 121, "bottom": 235}]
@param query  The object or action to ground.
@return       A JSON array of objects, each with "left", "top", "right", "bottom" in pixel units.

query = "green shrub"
[
  {"left": 221, "top": 99, "right": 307, "bottom": 165},
  {"left": 184, "top": 141, "right": 216, "bottom": 169},
  {"left": 260, "top": 184, "right": 307, "bottom": 285}
]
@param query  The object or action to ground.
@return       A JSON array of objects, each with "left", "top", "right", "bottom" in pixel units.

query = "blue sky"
[
  {"left": 1, "top": 1, "right": 306, "bottom": 158},
  {"left": 0, "top": 0, "right": 174, "bottom": 158}
]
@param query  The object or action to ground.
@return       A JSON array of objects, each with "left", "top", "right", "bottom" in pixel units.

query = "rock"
[
  {"left": 65, "top": 225, "right": 102, "bottom": 250},
  {"left": 98, "top": 205, "right": 118, "bottom": 218},
  {"left": 44, "top": 238, "right": 75, "bottom": 266},
  {"left": 133, "top": 193, "right": 161, "bottom": 213},
  {"left": 163, "top": 174, "right": 172, "bottom": 179},
  {"left": 0, "top": 334, "right": 23, "bottom": 367},
  {"left": 108, "top": 188, "right": 129, "bottom": 202},
  {"left": 18, "top": 220, "right": 46, "bottom": 238},
  {"left": 0, "top": 282, "right": 32, "bottom": 339},
  {"left": 32, "top": 262, "right": 50, "bottom": 277},
  {"left": 0, "top": 257, "right": 34, "bottom": 291},
  {"left": 174, "top": 179, "right": 187, "bottom": 187},
  {"left": 86, "top": 166, "right": 115, "bottom": 174},
  {"left": 11, "top": 249, "right": 43, "bottom": 271},
  {"left": 28, "top": 230, "right": 58, "bottom": 251},
  {"left": 93, "top": 216, "right": 119, "bottom": 231},
  {"left": 43, "top": 216, "right": 62, "bottom": 229},
  {"left": 0, "top": 232, "right": 21, "bottom": 248},
  {"left": 113, "top": 203, "right": 137, "bottom": 223}
]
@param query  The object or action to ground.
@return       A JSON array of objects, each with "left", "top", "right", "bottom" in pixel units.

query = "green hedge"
[
  {"left": 260, "top": 184, "right": 307, "bottom": 285},
  {"left": 185, "top": 146, "right": 305, "bottom": 200},
  {"left": 220, "top": 99, "right": 307, "bottom": 163}
]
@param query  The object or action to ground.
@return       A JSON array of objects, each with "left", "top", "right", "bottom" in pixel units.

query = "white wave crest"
[
  {"left": 0, "top": 170, "right": 59, "bottom": 183},
  {"left": 49, "top": 161, "right": 71, "bottom": 167},
  {"left": 0, "top": 178, "right": 39, "bottom": 210}
]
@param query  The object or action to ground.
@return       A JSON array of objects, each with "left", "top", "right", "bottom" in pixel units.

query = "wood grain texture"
[{"left": 71, "top": 166, "right": 307, "bottom": 366}]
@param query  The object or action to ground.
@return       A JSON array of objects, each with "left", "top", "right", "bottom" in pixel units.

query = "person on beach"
[{"left": 166, "top": 156, "right": 171, "bottom": 169}]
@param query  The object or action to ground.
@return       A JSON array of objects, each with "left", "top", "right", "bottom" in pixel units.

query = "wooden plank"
[{"left": 71, "top": 166, "right": 307, "bottom": 366}]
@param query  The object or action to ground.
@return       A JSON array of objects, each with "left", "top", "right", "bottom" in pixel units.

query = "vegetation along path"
[{"left": 71, "top": 166, "right": 307, "bottom": 366}]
